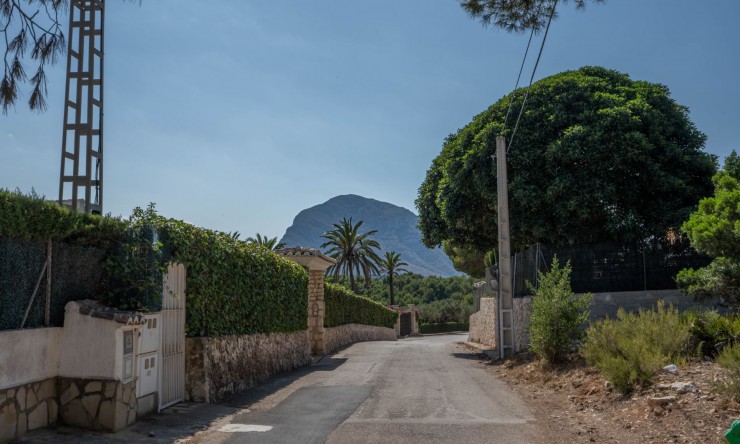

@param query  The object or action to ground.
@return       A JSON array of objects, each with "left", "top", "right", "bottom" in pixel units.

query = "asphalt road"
[{"left": 189, "top": 333, "right": 540, "bottom": 444}]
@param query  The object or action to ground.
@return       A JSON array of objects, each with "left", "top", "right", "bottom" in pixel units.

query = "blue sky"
[{"left": 2, "top": 0, "right": 739, "bottom": 240}]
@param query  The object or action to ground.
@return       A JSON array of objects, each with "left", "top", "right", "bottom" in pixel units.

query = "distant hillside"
[{"left": 280, "top": 195, "right": 461, "bottom": 277}]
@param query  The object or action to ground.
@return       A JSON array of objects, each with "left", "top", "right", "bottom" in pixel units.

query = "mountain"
[{"left": 280, "top": 195, "right": 461, "bottom": 277}]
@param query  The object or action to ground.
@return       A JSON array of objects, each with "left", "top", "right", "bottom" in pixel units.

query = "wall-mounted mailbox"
[{"left": 136, "top": 313, "right": 161, "bottom": 398}]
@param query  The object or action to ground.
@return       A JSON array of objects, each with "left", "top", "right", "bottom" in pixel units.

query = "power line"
[
  {"left": 502, "top": 5, "right": 541, "bottom": 130},
  {"left": 508, "top": 0, "right": 558, "bottom": 152}
]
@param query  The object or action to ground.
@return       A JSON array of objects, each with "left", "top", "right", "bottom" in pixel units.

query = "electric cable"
[{"left": 508, "top": 0, "right": 558, "bottom": 152}]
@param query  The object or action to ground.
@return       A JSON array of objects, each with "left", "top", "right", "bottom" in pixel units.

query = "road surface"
[{"left": 189, "top": 333, "right": 542, "bottom": 444}]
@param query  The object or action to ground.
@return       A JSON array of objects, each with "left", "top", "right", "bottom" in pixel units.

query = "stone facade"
[
  {"left": 468, "top": 297, "right": 497, "bottom": 347},
  {"left": 324, "top": 324, "right": 397, "bottom": 354},
  {"left": 468, "top": 296, "right": 531, "bottom": 353},
  {"left": 308, "top": 269, "right": 326, "bottom": 355},
  {"left": 58, "top": 378, "right": 137, "bottom": 432},
  {"left": 185, "top": 330, "right": 312, "bottom": 403},
  {"left": 0, "top": 378, "right": 58, "bottom": 442}
]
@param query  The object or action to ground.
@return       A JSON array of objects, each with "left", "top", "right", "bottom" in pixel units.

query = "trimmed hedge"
[
  {"left": 1, "top": 191, "right": 309, "bottom": 337},
  {"left": 420, "top": 322, "right": 469, "bottom": 334},
  {"left": 324, "top": 282, "right": 397, "bottom": 329},
  {"left": 159, "top": 218, "right": 308, "bottom": 337}
]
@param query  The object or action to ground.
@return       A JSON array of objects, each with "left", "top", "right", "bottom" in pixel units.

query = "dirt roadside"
[{"left": 462, "top": 344, "right": 739, "bottom": 443}]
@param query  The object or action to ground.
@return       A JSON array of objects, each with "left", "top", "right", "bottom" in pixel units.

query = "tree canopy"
[
  {"left": 678, "top": 152, "right": 740, "bottom": 308},
  {"left": 416, "top": 66, "right": 716, "bottom": 258},
  {"left": 460, "top": 0, "right": 604, "bottom": 33}
]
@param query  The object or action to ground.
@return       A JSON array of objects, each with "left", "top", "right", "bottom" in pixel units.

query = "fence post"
[{"left": 45, "top": 238, "right": 52, "bottom": 326}]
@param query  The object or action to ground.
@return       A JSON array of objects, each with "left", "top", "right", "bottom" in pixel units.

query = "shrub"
[
  {"left": 528, "top": 257, "right": 592, "bottom": 365},
  {"left": 716, "top": 343, "right": 740, "bottom": 401},
  {"left": 682, "top": 309, "right": 740, "bottom": 358},
  {"left": 581, "top": 301, "right": 690, "bottom": 393},
  {"left": 419, "top": 322, "right": 469, "bottom": 334},
  {"left": 324, "top": 282, "right": 397, "bottom": 328}
]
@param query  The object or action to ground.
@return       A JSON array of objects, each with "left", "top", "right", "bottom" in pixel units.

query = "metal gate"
[
  {"left": 159, "top": 263, "right": 186, "bottom": 410},
  {"left": 400, "top": 312, "right": 411, "bottom": 337}
]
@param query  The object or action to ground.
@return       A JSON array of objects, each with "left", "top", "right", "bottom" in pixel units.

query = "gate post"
[{"left": 276, "top": 248, "right": 336, "bottom": 356}]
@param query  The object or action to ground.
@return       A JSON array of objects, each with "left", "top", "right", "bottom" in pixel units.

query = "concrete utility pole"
[
  {"left": 58, "top": 0, "right": 105, "bottom": 214},
  {"left": 495, "top": 135, "right": 514, "bottom": 358}
]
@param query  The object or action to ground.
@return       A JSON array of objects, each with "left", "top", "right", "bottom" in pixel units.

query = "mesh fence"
[
  {"left": 511, "top": 239, "right": 711, "bottom": 297},
  {"left": 0, "top": 238, "right": 105, "bottom": 330}
]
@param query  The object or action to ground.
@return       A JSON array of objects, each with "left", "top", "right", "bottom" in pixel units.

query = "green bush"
[
  {"left": 716, "top": 343, "right": 740, "bottom": 401},
  {"left": 581, "top": 301, "right": 690, "bottom": 393},
  {"left": 682, "top": 309, "right": 740, "bottom": 358},
  {"left": 324, "top": 282, "right": 397, "bottom": 328},
  {"left": 528, "top": 257, "right": 592, "bottom": 365},
  {"left": 419, "top": 322, "right": 469, "bottom": 334}
]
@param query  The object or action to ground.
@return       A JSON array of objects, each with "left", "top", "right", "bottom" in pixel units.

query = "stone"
[
  {"left": 671, "top": 381, "right": 697, "bottom": 393},
  {"left": 103, "top": 382, "right": 116, "bottom": 399},
  {"left": 47, "top": 400, "right": 58, "bottom": 424},
  {"left": 85, "top": 382, "right": 102, "bottom": 394},
  {"left": 648, "top": 396, "right": 676, "bottom": 408},
  {"left": 97, "top": 400, "right": 114, "bottom": 431},
  {"left": 0, "top": 402, "right": 18, "bottom": 442},
  {"left": 37, "top": 379, "right": 56, "bottom": 401},
  {"left": 127, "top": 407, "right": 136, "bottom": 426},
  {"left": 62, "top": 399, "right": 89, "bottom": 428},
  {"left": 114, "top": 401, "right": 128, "bottom": 430},
  {"left": 82, "top": 394, "right": 101, "bottom": 417},
  {"left": 16, "top": 387, "right": 26, "bottom": 411},
  {"left": 17, "top": 411, "right": 26, "bottom": 436},
  {"left": 28, "top": 402, "right": 48, "bottom": 431},
  {"left": 60, "top": 383, "right": 80, "bottom": 406},
  {"left": 26, "top": 387, "right": 38, "bottom": 411},
  {"left": 123, "top": 384, "right": 131, "bottom": 404}
]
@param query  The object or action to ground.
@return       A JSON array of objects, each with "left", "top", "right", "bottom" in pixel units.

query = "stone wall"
[
  {"left": 58, "top": 378, "right": 137, "bottom": 432},
  {"left": 185, "top": 330, "right": 312, "bottom": 403},
  {"left": 468, "top": 296, "right": 530, "bottom": 353},
  {"left": 0, "top": 378, "right": 58, "bottom": 442},
  {"left": 324, "top": 323, "right": 396, "bottom": 354},
  {"left": 468, "top": 297, "right": 497, "bottom": 347}
]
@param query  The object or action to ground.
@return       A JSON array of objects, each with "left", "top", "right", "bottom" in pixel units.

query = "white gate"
[{"left": 159, "top": 263, "right": 186, "bottom": 410}]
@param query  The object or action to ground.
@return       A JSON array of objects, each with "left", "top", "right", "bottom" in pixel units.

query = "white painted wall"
[
  {"left": 0, "top": 327, "right": 61, "bottom": 390},
  {"left": 57, "top": 301, "right": 136, "bottom": 380}
]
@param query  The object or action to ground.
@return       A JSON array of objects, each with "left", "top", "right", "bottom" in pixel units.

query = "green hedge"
[
  {"left": 159, "top": 218, "right": 308, "bottom": 337},
  {"left": 1, "top": 192, "right": 309, "bottom": 337},
  {"left": 419, "top": 322, "right": 469, "bottom": 334},
  {"left": 324, "top": 282, "right": 397, "bottom": 329}
]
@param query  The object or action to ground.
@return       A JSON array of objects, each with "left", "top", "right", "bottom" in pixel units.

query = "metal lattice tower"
[{"left": 58, "top": 0, "right": 105, "bottom": 215}]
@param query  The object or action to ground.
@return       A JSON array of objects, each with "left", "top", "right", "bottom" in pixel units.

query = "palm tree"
[
  {"left": 320, "top": 218, "right": 382, "bottom": 292},
  {"left": 378, "top": 251, "right": 409, "bottom": 306},
  {"left": 246, "top": 233, "right": 285, "bottom": 251}
]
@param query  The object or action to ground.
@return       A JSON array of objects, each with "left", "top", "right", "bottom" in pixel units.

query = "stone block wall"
[
  {"left": 324, "top": 324, "right": 396, "bottom": 354},
  {"left": 467, "top": 296, "right": 530, "bottom": 353},
  {"left": 307, "top": 269, "right": 326, "bottom": 355},
  {"left": 0, "top": 378, "right": 58, "bottom": 442},
  {"left": 58, "top": 378, "right": 137, "bottom": 432},
  {"left": 185, "top": 330, "right": 312, "bottom": 403},
  {"left": 468, "top": 297, "right": 497, "bottom": 347}
]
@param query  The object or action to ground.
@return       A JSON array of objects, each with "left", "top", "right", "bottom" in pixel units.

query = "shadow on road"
[{"left": 222, "top": 355, "right": 349, "bottom": 408}]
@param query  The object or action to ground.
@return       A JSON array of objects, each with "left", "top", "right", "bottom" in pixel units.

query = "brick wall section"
[
  {"left": 185, "top": 330, "right": 311, "bottom": 403},
  {"left": 308, "top": 269, "right": 326, "bottom": 355},
  {"left": 324, "top": 324, "right": 396, "bottom": 354}
]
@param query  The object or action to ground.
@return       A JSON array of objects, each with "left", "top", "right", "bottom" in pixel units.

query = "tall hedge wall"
[
  {"left": 158, "top": 219, "right": 308, "bottom": 337},
  {"left": 324, "top": 282, "right": 397, "bottom": 329},
  {"left": 1, "top": 190, "right": 308, "bottom": 337}
]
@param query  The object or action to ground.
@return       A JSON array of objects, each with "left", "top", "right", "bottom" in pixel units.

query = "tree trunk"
[
  {"left": 349, "top": 264, "right": 356, "bottom": 292},
  {"left": 389, "top": 274, "right": 395, "bottom": 306}
]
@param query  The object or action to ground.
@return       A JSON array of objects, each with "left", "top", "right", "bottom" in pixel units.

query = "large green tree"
[
  {"left": 416, "top": 66, "right": 716, "bottom": 257},
  {"left": 377, "top": 251, "right": 409, "bottom": 306},
  {"left": 321, "top": 217, "right": 382, "bottom": 292},
  {"left": 677, "top": 151, "right": 740, "bottom": 308}
]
